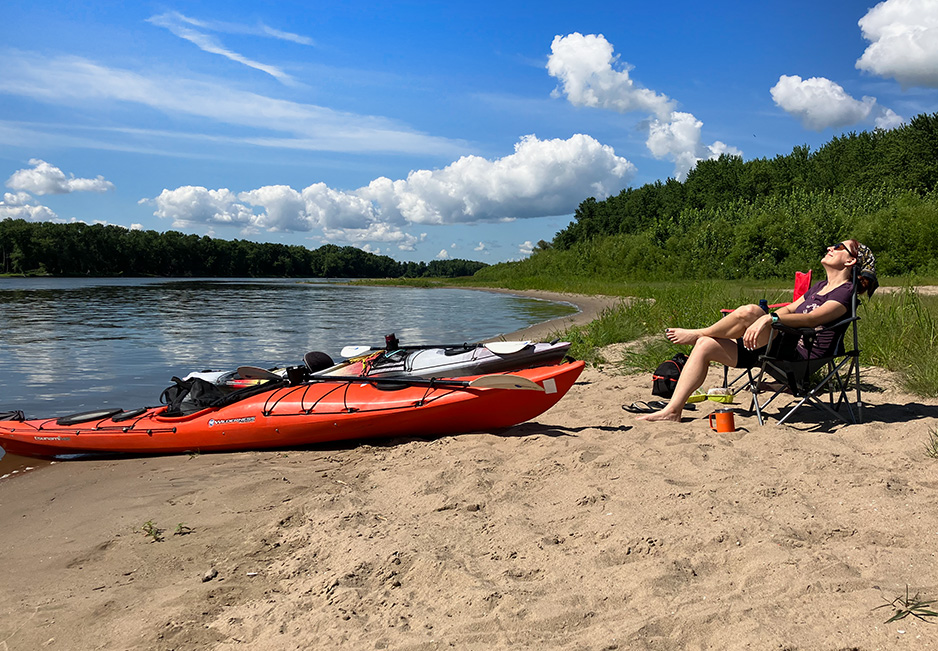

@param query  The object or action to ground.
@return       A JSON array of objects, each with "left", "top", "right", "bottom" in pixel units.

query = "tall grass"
[{"left": 859, "top": 287, "right": 938, "bottom": 396}]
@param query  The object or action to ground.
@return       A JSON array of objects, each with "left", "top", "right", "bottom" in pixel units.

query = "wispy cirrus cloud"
[
  {"left": 147, "top": 11, "right": 312, "bottom": 84},
  {"left": 153, "top": 12, "right": 314, "bottom": 45},
  {"left": 0, "top": 50, "right": 466, "bottom": 157}
]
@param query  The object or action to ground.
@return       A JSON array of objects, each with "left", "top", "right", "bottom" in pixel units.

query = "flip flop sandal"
[
  {"left": 622, "top": 401, "right": 655, "bottom": 413},
  {"left": 645, "top": 400, "right": 695, "bottom": 412}
]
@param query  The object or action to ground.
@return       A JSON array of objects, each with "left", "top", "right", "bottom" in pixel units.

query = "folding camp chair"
[
  {"left": 736, "top": 268, "right": 862, "bottom": 425},
  {"left": 721, "top": 270, "right": 812, "bottom": 390}
]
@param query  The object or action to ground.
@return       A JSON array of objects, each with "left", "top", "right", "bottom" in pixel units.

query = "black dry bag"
[{"left": 651, "top": 353, "right": 688, "bottom": 399}]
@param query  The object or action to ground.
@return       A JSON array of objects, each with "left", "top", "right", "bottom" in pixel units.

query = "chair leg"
[
  {"left": 777, "top": 359, "right": 856, "bottom": 425},
  {"left": 722, "top": 365, "right": 749, "bottom": 391},
  {"left": 854, "top": 354, "right": 863, "bottom": 424}
]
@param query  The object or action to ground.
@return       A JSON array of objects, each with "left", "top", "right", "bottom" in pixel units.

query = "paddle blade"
[
  {"left": 467, "top": 374, "right": 544, "bottom": 391},
  {"left": 236, "top": 365, "right": 282, "bottom": 381},
  {"left": 483, "top": 341, "right": 532, "bottom": 355},
  {"left": 340, "top": 345, "right": 375, "bottom": 358}
]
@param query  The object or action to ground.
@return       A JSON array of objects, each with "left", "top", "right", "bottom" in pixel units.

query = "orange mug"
[{"left": 709, "top": 408, "right": 736, "bottom": 433}]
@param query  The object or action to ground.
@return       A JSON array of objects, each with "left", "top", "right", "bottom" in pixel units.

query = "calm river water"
[{"left": 0, "top": 278, "right": 575, "bottom": 428}]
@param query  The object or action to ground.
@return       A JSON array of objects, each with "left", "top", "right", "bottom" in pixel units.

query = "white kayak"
[{"left": 322, "top": 340, "right": 572, "bottom": 379}]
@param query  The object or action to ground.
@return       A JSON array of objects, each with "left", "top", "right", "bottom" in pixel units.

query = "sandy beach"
[{"left": 2, "top": 289, "right": 938, "bottom": 650}]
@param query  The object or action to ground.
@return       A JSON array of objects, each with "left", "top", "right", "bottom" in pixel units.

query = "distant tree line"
[
  {"left": 0, "top": 220, "right": 488, "bottom": 278},
  {"left": 476, "top": 112, "right": 938, "bottom": 283}
]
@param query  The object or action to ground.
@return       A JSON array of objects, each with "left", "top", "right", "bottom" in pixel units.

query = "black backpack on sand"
[{"left": 652, "top": 353, "right": 688, "bottom": 399}]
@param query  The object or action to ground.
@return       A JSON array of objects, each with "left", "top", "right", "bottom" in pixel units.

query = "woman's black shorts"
[{"left": 734, "top": 338, "right": 767, "bottom": 369}]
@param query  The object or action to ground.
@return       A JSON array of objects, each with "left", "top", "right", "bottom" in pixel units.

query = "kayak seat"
[{"left": 304, "top": 351, "right": 334, "bottom": 373}]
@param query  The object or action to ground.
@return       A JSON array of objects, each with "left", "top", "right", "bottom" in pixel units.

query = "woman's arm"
[
  {"left": 742, "top": 298, "right": 847, "bottom": 350},
  {"left": 774, "top": 295, "right": 804, "bottom": 316},
  {"left": 774, "top": 300, "right": 847, "bottom": 328}
]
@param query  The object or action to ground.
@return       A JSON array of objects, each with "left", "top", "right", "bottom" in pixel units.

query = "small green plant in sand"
[
  {"left": 139, "top": 520, "right": 164, "bottom": 542},
  {"left": 875, "top": 586, "right": 938, "bottom": 623},
  {"left": 925, "top": 427, "right": 938, "bottom": 459},
  {"left": 174, "top": 523, "right": 193, "bottom": 536}
]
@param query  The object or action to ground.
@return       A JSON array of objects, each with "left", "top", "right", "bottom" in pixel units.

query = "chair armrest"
[
  {"left": 721, "top": 301, "right": 792, "bottom": 315},
  {"left": 771, "top": 315, "right": 859, "bottom": 336}
]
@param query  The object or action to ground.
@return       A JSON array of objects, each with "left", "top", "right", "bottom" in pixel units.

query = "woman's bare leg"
[
  {"left": 637, "top": 336, "right": 738, "bottom": 422},
  {"left": 666, "top": 304, "right": 765, "bottom": 345}
]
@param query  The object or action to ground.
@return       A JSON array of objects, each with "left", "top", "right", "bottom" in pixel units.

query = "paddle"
[
  {"left": 236, "top": 366, "right": 284, "bottom": 381},
  {"left": 339, "top": 340, "right": 532, "bottom": 358},
  {"left": 236, "top": 366, "right": 544, "bottom": 392}
]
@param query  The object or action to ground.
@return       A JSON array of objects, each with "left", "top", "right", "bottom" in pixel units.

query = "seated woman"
[{"left": 637, "top": 239, "right": 876, "bottom": 423}]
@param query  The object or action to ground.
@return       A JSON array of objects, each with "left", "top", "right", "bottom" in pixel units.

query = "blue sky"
[{"left": 2, "top": 0, "right": 937, "bottom": 264}]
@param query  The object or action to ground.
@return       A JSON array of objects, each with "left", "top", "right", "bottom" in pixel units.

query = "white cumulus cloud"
[
  {"left": 856, "top": 0, "right": 938, "bottom": 88},
  {"left": 6, "top": 159, "right": 114, "bottom": 195},
  {"left": 547, "top": 33, "right": 675, "bottom": 119},
  {"left": 770, "top": 74, "right": 903, "bottom": 131},
  {"left": 876, "top": 107, "right": 905, "bottom": 129},
  {"left": 322, "top": 223, "right": 420, "bottom": 252},
  {"left": 142, "top": 186, "right": 255, "bottom": 228},
  {"left": 0, "top": 191, "right": 57, "bottom": 221},
  {"left": 436, "top": 249, "right": 450, "bottom": 260},
  {"left": 360, "top": 134, "right": 634, "bottom": 225},
  {"left": 547, "top": 33, "right": 739, "bottom": 180},
  {"left": 143, "top": 134, "right": 635, "bottom": 250},
  {"left": 519, "top": 241, "right": 535, "bottom": 256},
  {"left": 646, "top": 113, "right": 741, "bottom": 181}
]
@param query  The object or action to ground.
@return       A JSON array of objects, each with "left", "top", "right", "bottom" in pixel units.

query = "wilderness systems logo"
[
  {"left": 208, "top": 417, "right": 256, "bottom": 427},
  {"left": 34, "top": 436, "right": 71, "bottom": 441}
]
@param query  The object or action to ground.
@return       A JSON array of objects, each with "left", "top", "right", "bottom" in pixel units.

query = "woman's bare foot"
[
  {"left": 636, "top": 407, "right": 683, "bottom": 422},
  {"left": 665, "top": 328, "right": 700, "bottom": 346}
]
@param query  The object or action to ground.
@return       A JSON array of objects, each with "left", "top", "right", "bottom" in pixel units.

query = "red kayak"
[{"left": 0, "top": 361, "right": 584, "bottom": 458}]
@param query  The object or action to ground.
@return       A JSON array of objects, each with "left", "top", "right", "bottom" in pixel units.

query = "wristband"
[{"left": 771, "top": 313, "right": 780, "bottom": 324}]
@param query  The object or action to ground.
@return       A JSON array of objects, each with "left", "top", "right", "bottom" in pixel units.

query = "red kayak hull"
[{"left": 0, "top": 361, "right": 584, "bottom": 458}]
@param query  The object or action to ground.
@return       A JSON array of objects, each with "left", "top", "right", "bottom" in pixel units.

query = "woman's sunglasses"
[{"left": 831, "top": 242, "right": 857, "bottom": 258}]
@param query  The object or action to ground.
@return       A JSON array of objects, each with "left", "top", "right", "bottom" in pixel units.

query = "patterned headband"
[{"left": 856, "top": 243, "right": 878, "bottom": 296}]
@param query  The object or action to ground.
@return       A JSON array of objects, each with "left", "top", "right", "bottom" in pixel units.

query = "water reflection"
[{"left": 0, "top": 278, "right": 575, "bottom": 419}]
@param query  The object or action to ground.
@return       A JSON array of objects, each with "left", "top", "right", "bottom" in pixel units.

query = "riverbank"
[
  {"left": 471, "top": 288, "right": 622, "bottom": 341},
  {"left": 2, "top": 291, "right": 938, "bottom": 649}
]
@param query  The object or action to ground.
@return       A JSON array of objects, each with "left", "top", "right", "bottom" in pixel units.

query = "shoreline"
[{"left": 467, "top": 288, "right": 622, "bottom": 341}]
